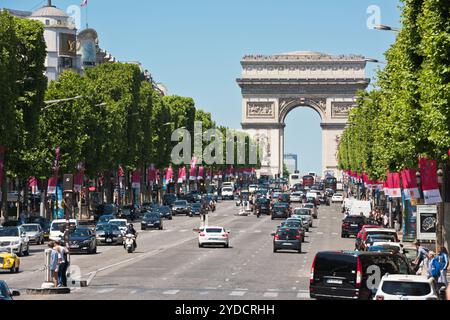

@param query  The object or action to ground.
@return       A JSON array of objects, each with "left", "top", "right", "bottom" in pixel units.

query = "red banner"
[
  {"left": 386, "top": 171, "right": 402, "bottom": 198},
  {"left": 47, "top": 177, "right": 57, "bottom": 195},
  {"left": 419, "top": 157, "right": 442, "bottom": 204},
  {"left": 189, "top": 165, "right": 197, "bottom": 181},
  {"left": 400, "top": 168, "right": 420, "bottom": 200},
  {"left": 132, "top": 170, "right": 141, "bottom": 189},
  {"left": 73, "top": 173, "right": 84, "bottom": 192}
]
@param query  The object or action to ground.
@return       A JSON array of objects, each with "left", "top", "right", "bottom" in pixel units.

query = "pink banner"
[
  {"left": 197, "top": 166, "right": 204, "bottom": 180},
  {"left": 47, "top": 177, "right": 57, "bottom": 195},
  {"left": 165, "top": 166, "right": 173, "bottom": 183},
  {"left": 189, "top": 166, "right": 197, "bottom": 181},
  {"left": 401, "top": 168, "right": 420, "bottom": 200},
  {"left": 419, "top": 158, "right": 442, "bottom": 204}
]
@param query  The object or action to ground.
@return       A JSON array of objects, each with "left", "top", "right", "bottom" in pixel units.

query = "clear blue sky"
[{"left": 3, "top": 0, "right": 401, "bottom": 174}]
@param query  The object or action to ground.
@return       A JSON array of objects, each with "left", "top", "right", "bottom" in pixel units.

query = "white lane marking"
[
  {"left": 332, "top": 232, "right": 338, "bottom": 236},
  {"left": 263, "top": 292, "right": 279, "bottom": 298},
  {"left": 254, "top": 230, "right": 262, "bottom": 233},
  {"left": 230, "top": 291, "right": 246, "bottom": 296},
  {"left": 268, "top": 289, "right": 280, "bottom": 292},
  {"left": 297, "top": 292, "right": 310, "bottom": 299},
  {"left": 317, "top": 232, "right": 324, "bottom": 235},
  {"left": 163, "top": 290, "right": 180, "bottom": 295},
  {"left": 199, "top": 292, "right": 209, "bottom": 295},
  {"left": 243, "top": 263, "right": 247, "bottom": 266},
  {"left": 225, "top": 278, "right": 230, "bottom": 282},
  {"left": 239, "top": 230, "right": 246, "bottom": 233},
  {"left": 130, "top": 290, "right": 137, "bottom": 294},
  {"left": 97, "top": 288, "right": 115, "bottom": 294},
  {"left": 179, "top": 229, "right": 188, "bottom": 233}
]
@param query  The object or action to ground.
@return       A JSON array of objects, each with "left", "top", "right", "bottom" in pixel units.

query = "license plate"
[
  {"left": 147, "top": 224, "right": 154, "bottom": 226},
  {"left": 106, "top": 239, "right": 112, "bottom": 243},
  {"left": 327, "top": 279, "right": 343, "bottom": 285},
  {"left": 209, "top": 238, "right": 221, "bottom": 241},
  {"left": 282, "top": 243, "right": 293, "bottom": 246},
  {"left": 70, "top": 245, "right": 79, "bottom": 249},
  {"left": 351, "top": 224, "right": 358, "bottom": 227}
]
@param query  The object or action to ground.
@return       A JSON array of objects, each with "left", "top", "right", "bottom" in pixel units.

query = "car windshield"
[
  {"left": 334, "top": 194, "right": 342, "bottom": 197},
  {"left": 222, "top": 188, "right": 232, "bottom": 192},
  {"left": 368, "top": 246, "right": 399, "bottom": 253},
  {"left": 284, "top": 221, "right": 302, "bottom": 228},
  {"left": 70, "top": 229, "right": 91, "bottom": 237},
  {"left": 51, "top": 222, "right": 76, "bottom": 231},
  {"left": 22, "top": 225, "right": 39, "bottom": 232},
  {"left": 277, "top": 229, "right": 299, "bottom": 238},
  {"left": 205, "top": 228, "right": 223, "bottom": 233},
  {"left": 145, "top": 213, "right": 159, "bottom": 219},
  {"left": 192, "top": 204, "right": 201, "bottom": 209},
  {"left": 294, "top": 209, "right": 310, "bottom": 216},
  {"left": 175, "top": 201, "right": 187, "bottom": 206},
  {"left": 0, "top": 228, "right": 19, "bottom": 237},
  {"left": 367, "top": 235, "right": 396, "bottom": 243},
  {"left": 99, "top": 216, "right": 112, "bottom": 222},
  {"left": 96, "top": 224, "right": 118, "bottom": 232},
  {"left": 159, "top": 206, "right": 170, "bottom": 213},
  {"left": 109, "top": 221, "right": 126, "bottom": 227},
  {"left": 381, "top": 281, "right": 431, "bottom": 296}
]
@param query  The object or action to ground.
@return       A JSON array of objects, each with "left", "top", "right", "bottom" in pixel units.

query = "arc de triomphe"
[{"left": 237, "top": 51, "right": 370, "bottom": 178}]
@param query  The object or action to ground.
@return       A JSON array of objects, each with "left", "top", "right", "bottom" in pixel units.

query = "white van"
[
  {"left": 50, "top": 219, "right": 78, "bottom": 241},
  {"left": 349, "top": 200, "right": 372, "bottom": 217}
]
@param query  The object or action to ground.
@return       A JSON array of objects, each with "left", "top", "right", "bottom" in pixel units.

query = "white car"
[
  {"left": 50, "top": 219, "right": 78, "bottom": 241},
  {"left": 292, "top": 208, "right": 313, "bottom": 227},
  {"left": 248, "top": 184, "right": 258, "bottom": 193},
  {"left": 108, "top": 219, "right": 128, "bottom": 235},
  {"left": 221, "top": 187, "right": 234, "bottom": 200},
  {"left": 374, "top": 275, "right": 440, "bottom": 300},
  {"left": 331, "top": 193, "right": 344, "bottom": 203},
  {"left": 0, "top": 226, "right": 30, "bottom": 256},
  {"left": 290, "top": 192, "right": 303, "bottom": 202},
  {"left": 198, "top": 226, "right": 230, "bottom": 248}
]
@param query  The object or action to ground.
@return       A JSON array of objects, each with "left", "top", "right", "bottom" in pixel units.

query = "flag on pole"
[
  {"left": 81, "top": 0, "right": 88, "bottom": 7},
  {"left": 400, "top": 168, "right": 420, "bottom": 200}
]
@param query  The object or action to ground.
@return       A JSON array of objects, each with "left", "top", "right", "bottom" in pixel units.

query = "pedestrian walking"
[
  {"left": 383, "top": 213, "right": 389, "bottom": 228},
  {"left": 428, "top": 251, "right": 443, "bottom": 283},
  {"left": 48, "top": 241, "right": 59, "bottom": 287},
  {"left": 413, "top": 240, "right": 430, "bottom": 274},
  {"left": 55, "top": 240, "right": 69, "bottom": 287},
  {"left": 437, "top": 247, "right": 449, "bottom": 288}
]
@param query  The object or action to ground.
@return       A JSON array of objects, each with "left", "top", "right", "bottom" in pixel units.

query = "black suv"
[
  {"left": 163, "top": 194, "right": 177, "bottom": 207},
  {"left": 141, "top": 211, "right": 163, "bottom": 230},
  {"left": 341, "top": 215, "right": 367, "bottom": 238},
  {"left": 94, "top": 203, "right": 117, "bottom": 220},
  {"left": 310, "top": 251, "right": 412, "bottom": 300},
  {"left": 272, "top": 227, "right": 302, "bottom": 253},
  {"left": 271, "top": 203, "right": 290, "bottom": 220}
]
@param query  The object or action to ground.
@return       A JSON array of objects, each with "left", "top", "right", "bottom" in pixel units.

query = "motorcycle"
[{"left": 124, "top": 234, "right": 136, "bottom": 253}]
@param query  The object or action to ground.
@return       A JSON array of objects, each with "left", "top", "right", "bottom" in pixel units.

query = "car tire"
[
  {"left": 169, "top": 217, "right": 173, "bottom": 220},
  {"left": 198, "top": 243, "right": 203, "bottom": 248},
  {"left": 159, "top": 226, "right": 163, "bottom": 230},
  {"left": 17, "top": 245, "right": 23, "bottom": 257},
  {"left": 273, "top": 248, "right": 277, "bottom": 253},
  {"left": 298, "top": 248, "right": 302, "bottom": 254},
  {"left": 141, "top": 226, "right": 146, "bottom": 230},
  {"left": 224, "top": 243, "right": 229, "bottom": 248},
  {"left": 24, "top": 245, "right": 30, "bottom": 256}
]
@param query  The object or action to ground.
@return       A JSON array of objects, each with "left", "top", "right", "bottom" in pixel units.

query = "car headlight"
[
  {"left": 12, "top": 240, "right": 20, "bottom": 245},
  {"left": 83, "top": 240, "right": 92, "bottom": 245}
]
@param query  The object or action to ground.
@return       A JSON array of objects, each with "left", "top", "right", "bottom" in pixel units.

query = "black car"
[
  {"left": 1, "top": 220, "right": 21, "bottom": 227},
  {"left": 310, "top": 251, "right": 413, "bottom": 300},
  {"left": 255, "top": 197, "right": 271, "bottom": 215},
  {"left": 172, "top": 200, "right": 192, "bottom": 216},
  {"left": 157, "top": 205, "right": 172, "bottom": 220},
  {"left": 95, "top": 224, "right": 123, "bottom": 245},
  {"left": 278, "top": 193, "right": 291, "bottom": 204},
  {"left": 190, "top": 203, "right": 203, "bottom": 216},
  {"left": 64, "top": 228, "right": 97, "bottom": 254},
  {"left": 163, "top": 194, "right": 177, "bottom": 207},
  {"left": 319, "top": 195, "right": 330, "bottom": 206},
  {"left": 141, "top": 212, "right": 163, "bottom": 230},
  {"left": 94, "top": 203, "right": 117, "bottom": 220},
  {"left": 0, "top": 281, "right": 20, "bottom": 301},
  {"left": 341, "top": 215, "right": 367, "bottom": 238},
  {"left": 119, "top": 204, "right": 140, "bottom": 221},
  {"left": 271, "top": 202, "right": 290, "bottom": 220},
  {"left": 272, "top": 227, "right": 302, "bottom": 253},
  {"left": 279, "top": 220, "right": 306, "bottom": 242}
]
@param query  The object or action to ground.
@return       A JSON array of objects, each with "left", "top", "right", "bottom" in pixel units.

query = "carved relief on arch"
[{"left": 279, "top": 97, "right": 327, "bottom": 122}]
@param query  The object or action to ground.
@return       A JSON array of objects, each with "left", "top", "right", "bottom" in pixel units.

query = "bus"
[
  {"left": 302, "top": 175, "right": 315, "bottom": 188},
  {"left": 324, "top": 176, "right": 337, "bottom": 191},
  {"left": 289, "top": 173, "right": 302, "bottom": 189}
]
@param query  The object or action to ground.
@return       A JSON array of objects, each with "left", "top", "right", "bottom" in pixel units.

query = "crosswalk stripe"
[
  {"left": 230, "top": 291, "right": 246, "bottom": 296},
  {"left": 297, "top": 292, "right": 310, "bottom": 299},
  {"left": 263, "top": 292, "right": 278, "bottom": 298},
  {"left": 97, "top": 288, "right": 115, "bottom": 294},
  {"left": 163, "top": 290, "right": 180, "bottom": 295}
]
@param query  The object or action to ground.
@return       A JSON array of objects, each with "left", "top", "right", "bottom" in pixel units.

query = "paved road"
[{"left": 3, "top": 200, "right": 354, "bottom": 300}]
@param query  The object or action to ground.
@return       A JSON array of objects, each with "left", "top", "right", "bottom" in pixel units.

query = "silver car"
[
  {"left": 292, "top": 208, "right": 313, "bottom": 228},
  {"left": 20, "top": 224, "right": 44, "bottom": 245}
]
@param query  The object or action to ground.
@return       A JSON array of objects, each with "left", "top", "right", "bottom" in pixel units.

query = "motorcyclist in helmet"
[{"left": 125, "top": 223, "right": 137, "bottom": 249}]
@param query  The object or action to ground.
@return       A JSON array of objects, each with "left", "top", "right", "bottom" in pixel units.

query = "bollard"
[{"left": 41, "top": 249, "right": 54, "bottom": 289}]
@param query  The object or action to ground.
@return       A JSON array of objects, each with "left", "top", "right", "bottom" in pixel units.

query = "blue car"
[{"left": 0, "top": 281, "right": 20, "bottom": 300}]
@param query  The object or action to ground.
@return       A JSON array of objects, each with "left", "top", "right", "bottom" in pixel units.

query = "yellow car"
[{"left": 0, "top": 249, "right": 20, "bottom": 273}]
